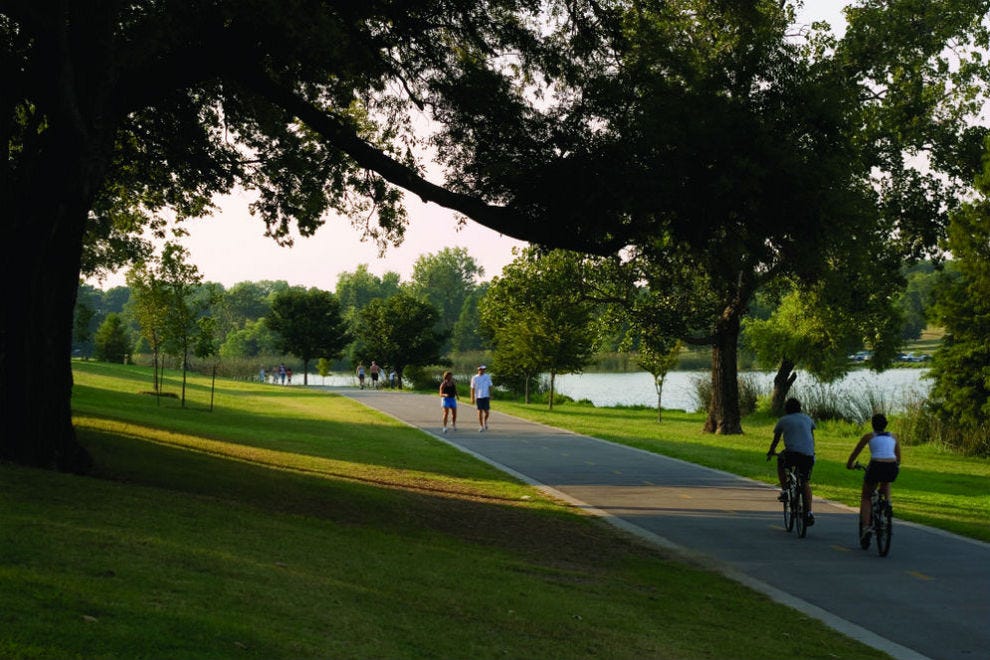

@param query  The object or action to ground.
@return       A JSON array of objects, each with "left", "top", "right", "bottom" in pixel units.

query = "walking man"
[{"left": 470, "top": 365, "right": 493, "bottom": 432}]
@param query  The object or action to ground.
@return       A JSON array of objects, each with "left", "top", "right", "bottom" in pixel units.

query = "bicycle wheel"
[
  {"left": 783, "top": 486, "right": 795, "bottom": 532},
  {"left": 794, "top": 488, "right": 807, "bottom": 538},
  {"left": 876, "top": 501, "right": 893, "bottom": 557}
]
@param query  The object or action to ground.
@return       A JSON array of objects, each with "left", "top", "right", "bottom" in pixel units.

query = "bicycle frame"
[{"left": 854, "top": 463, "right": 893, "bottom": 556}]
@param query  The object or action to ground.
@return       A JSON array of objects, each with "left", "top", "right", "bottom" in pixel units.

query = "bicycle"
[
  {"left": 854, "top": 462, "right": 893, "bottom": 556},
  {"left": 768, "top": 451, "right": 808, "bottom": 538}
]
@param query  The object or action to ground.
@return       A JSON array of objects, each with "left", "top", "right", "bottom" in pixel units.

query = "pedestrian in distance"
[
  {"left": 439, "top": 371, "right": 458, "bottom": 433},
  {"left": 370, "top": 360, "right": 380, "bottom": 389},
  {"left": 470, "top": 365, "right": 493, "bottom": 432},
  {"left": 846, "top": 413, "right": 901, "bottom": 541},
  {"left": 356, "top": 363, "right": 366, "bottom": 389},
  {"left": 766, "top": 397, "right": 817, "bottom": 526}
]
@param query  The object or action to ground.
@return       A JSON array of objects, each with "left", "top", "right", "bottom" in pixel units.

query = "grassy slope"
[
  {"left": 495, "top": 402, "right": 990, "bottom": 542},
  {"left": 0, "top": 362, "right": 885, "bottom": 659}
]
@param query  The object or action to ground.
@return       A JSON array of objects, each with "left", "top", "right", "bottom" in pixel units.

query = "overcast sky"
[{"left": 87, "top": 1, "right": 848, "bottom": 292}]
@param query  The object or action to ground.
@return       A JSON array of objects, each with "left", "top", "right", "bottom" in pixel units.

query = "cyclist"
[
  {"left": 846, "top": 413, "right": 901, "bottom": 542},
  {"left": 766, "top": 397, "right": 817, "bottom": 526}
]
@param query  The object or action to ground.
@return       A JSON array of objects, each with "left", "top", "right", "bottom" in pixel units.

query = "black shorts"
[
  {"left": 865, "top": 461, "right": 899, "bottom": 484},
  {"left": 779, "top": 450, "right": 815, "bottom": 481}
]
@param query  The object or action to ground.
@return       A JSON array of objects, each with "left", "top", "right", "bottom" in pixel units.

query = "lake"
[
  {"left": 553, "top": 369, "right": 931, "bottom": 412},
  {"left": 307, "top": 368, "right": 931, "bottom": 413}
]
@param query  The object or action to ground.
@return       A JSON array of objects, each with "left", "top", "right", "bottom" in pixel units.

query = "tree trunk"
[
  {"left": 2, "top": 133, "right": 100, "bottom": 472},
  {"left": 548, "top": 370, "right": 556, "bottom": 410},
  {"left": 770, "top": 357, "right": 798, "bottom": 416},
  {"left": 703, "top": 309, "right": 744, "bottom": 434},
  {"left": 655, "top": 375, "right": 665, "bottom": 423}
]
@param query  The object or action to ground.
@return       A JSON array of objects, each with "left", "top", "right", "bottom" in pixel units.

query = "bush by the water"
[
  {"left": 692, "top": 375, "right": 762, "bottom": 416},
  {"left": 894, "top": 395, "right": 990, "bottom": 456}
]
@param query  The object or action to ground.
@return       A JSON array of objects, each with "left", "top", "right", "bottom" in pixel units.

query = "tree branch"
[{"left": 237, "top": 67, "right": 625, "bottom": 255}]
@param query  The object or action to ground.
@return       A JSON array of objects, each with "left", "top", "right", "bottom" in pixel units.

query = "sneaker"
[
  {"left": 442, "top": 427, "right": 448, "bottom": 434},
  {"left": 479, "top": 426, "right": 485, "bottom": 432},
  {"left": 805, "top": 512, "right": 815, "bottom": 526},
  {"left": 777, "top": 490, "right": 788, "bottom": 502},
  {"left": 452, "top": 426, "right": 457, "bottom": 432},
  {"left": 860, "top": 528, "right": 873, "bottom": 548}
]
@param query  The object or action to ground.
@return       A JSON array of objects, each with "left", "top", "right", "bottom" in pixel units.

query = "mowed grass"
[
  {"left": 496, "top": 401, "right": 990, "bottom": 542},
  {"left": 0, "top": 362, "right": 886, "bottom": 659}
]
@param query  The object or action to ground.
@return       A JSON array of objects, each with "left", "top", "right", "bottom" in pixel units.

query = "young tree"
[
  {"left": 480, "top": 248, "right": 597, "bottom": 409},
  {"left": 636, "top": 336, "right": 683, "bottom": 424},
  {"left": 266, "top": 288, "right": 350, "bottom": 385},
  {"left": 194, "top": 316, "right": 221, "bottom": 411},
  {"left": 92, "top": 313, "right": 131, "bottom": 364},
  {"left": 126, "top": 264, "right": 170, "bottom": 394},
  {"left": 158, "top": 244, "right": 206, "bottom": 407}
]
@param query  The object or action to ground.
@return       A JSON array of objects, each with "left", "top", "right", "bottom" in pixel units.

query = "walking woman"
[{"left": 439, "top": 371, "right": 458, "bottom": 433}]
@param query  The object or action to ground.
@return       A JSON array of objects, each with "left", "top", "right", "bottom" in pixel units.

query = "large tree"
[
  {"left": 927, "top": 162, "right": 990, "bottom": 449},
  {"left": 1, "top": 1, "right": 635, "bottom": 470},
  {"left": 266, "top": 288, "right": 350, "bottom": 385},
  {"left": 5, "top": 1, "right": 988, "bottom": 467},
  {"left": 352, "top": 292, "right": 446, "bottom": 388}
]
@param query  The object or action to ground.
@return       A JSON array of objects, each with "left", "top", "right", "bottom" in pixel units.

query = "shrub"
[
  {"left": 895, "top": 395, "right": 990, "bottom": 456},
  {"left": 692, "top": 375, "right": 764, "bottom": 416}
]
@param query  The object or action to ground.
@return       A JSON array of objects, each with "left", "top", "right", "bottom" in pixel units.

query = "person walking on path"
[
  {"left": 767, "top": 397, "right": 817, "bottom": 526},
  {"left": 846, "top": 413, "right": 901, "bottom": 541},
  {"left": 439, "top": 371, "right": 458, "bottom": 433},
  {"left": 355, "top": 363, "right": 366, "bottom": 389},
  {"left": 370, "top": 361, "right": 381, "bottom": 389},
  {"left": 470, "top": 365, "right": 493, "bottom": 432}
]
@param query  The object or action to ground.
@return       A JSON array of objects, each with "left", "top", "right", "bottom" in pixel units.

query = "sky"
[{"left": 87, "top": 1, "right": 848, "bottom": 292}]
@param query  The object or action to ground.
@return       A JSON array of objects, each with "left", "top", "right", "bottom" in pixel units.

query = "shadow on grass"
[{"left": 78, "top": 427, "right": 658, "bottom": 570}]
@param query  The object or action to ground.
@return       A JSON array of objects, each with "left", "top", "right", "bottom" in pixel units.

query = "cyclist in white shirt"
[{"left": 846, "top": 413, "right": 901, "bottom": 539}]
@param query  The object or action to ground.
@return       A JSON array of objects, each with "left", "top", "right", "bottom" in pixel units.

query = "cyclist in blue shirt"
[{"left": 767, "top": 397, "right": 817, "bottom": 526}]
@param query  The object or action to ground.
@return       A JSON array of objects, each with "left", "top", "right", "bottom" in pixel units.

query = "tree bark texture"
[
  {"left": 2, "top": 130, "right": 102, "bottom": 471},
  {"left": 703, "top": 309, "right": 744, "bottom": 434}
]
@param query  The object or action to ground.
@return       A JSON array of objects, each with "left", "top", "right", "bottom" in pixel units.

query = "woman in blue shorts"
[{"left": 439, "top": 371, "right": 458, "bottom": 433}]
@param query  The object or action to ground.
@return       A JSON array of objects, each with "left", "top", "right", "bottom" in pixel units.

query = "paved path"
[{"left": 335, "top": 388, "right": 988, "bottom": 660}]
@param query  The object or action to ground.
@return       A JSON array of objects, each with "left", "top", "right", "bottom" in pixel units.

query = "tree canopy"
[
  {"left": 266, "top": 288, "right": 350, "bottom": 385},
  {"left": 4, "top": 0, "right": 990, "bottom": 468}
]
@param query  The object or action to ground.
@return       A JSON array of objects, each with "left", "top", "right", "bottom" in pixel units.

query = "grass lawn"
[
  {"left": 0, "top": 362, "right": 888, "bottom": 659},
  {"left": 495, "top": 400, "right": 990, "bottom": 543}
]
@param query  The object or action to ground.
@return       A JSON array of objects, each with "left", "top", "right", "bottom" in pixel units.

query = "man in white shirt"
[{"left": 470, "top": 365, "right": 493, "bottom": 431}]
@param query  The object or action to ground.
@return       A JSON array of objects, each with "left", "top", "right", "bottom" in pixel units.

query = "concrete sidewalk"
[{"left": 335, "top": 388, "right": 988, "bottom": 660}]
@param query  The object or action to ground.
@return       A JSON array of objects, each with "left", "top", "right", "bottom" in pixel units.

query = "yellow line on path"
[{"left": 908, "top": 570, "right": 934, "bottom": 581}]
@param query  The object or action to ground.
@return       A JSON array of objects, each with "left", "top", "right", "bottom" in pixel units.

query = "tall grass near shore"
[{"left": 0, "top": 361, "right": 885, "bottom": 660}]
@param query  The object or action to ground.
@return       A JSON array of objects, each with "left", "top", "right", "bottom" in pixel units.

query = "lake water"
[
  {"left": 553, "top": 369, "right": 931, "bottom": 412},
  {"left": 308, "top": 368, "right": 931, "bottom": 413}
]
